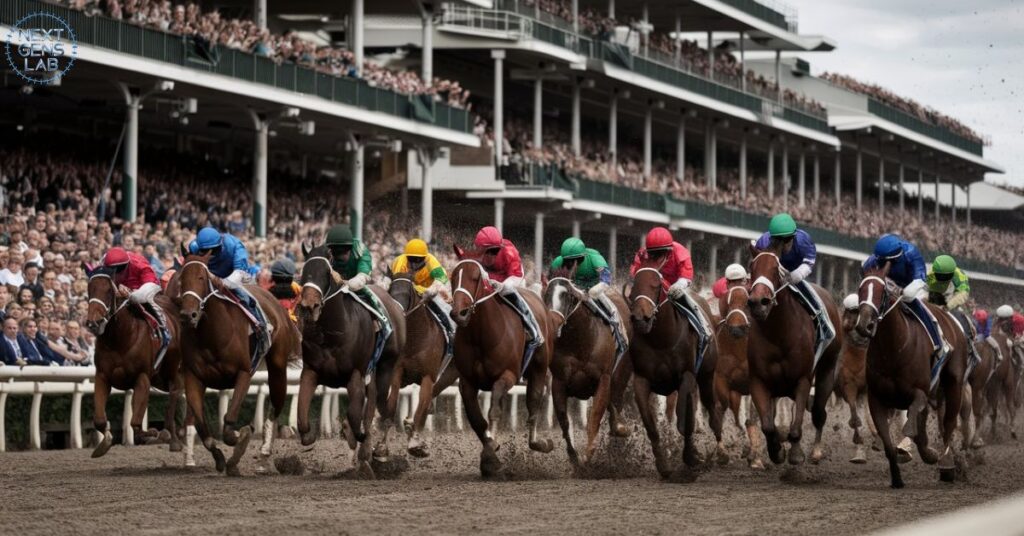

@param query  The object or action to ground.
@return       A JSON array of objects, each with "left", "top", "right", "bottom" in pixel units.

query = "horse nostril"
[{"left": 760, "top": 297, "right": 771, "bottom": 307}]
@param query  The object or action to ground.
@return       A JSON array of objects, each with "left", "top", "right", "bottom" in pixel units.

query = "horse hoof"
[
  {"left": 278, "top": 426, "right": 296, "bottom": 439},
  {"left": 226, "top": 426, "right": 252, "bottom": 468},
  {"left": 169, "top": 439, "right": 183, "bottom": 453},
  {"left": 299, "top": 429, "right": 318, "bottom": 447},
  {"left": 1012, "top": 431, "right": 1019, "bottom": 440},
  {"left": 970, "top": 437, "right": 986, "bottom": 449},
  {"left": 788, "top": 444, "right": 806, "bottom": 465},
  {"left": 919, "top": 446, "right": 939, "bottom": 465},
  {"left": 683, "top": 444, "right": 701, "bottom": 467},
  {"left": 529, "top": 439, "right": 555, "bottom": 454},
  {"left": 748, "top": 458, "right": 766, "bottom": 471},
  {"left": 222, "top": 428, "right": 239, "bottom": 448},
  {"left": 810, "top": 446, "right": 825, "bottom": 465},
  {"left": 891, "top": 478, "right": 905, "bottom": 489},
  {"left": 610, "top": 423, "right": 630, "bottom": 438},
  {"left": 212, "top": 448, "right": 227, "bottom": 473},
  {"left": 767, "top": 440, "right": 784, "bottom": 465},
  {"left": 408, "top": 445, "right": 429, "bottom": 459},
  {"left": 91, "top": 431, "right": 113, "bottom": 458},
  {"left": 157, "top": 429, "right": 172, "bottom": 442},
  {"left": 667, "top": 467, "right": 699, "bottom": 484},
  {"left": 355, "top": 461, "right": 376, "bottom": 480},
  {"left": 372, "top": 445, "right": 390, "bottom": 463},
  {"left": 714, "top": 448, "right": 730, "bottom": 466},
  {"left": 849, "top": 454, "right": 867, "bottom": 465},
  {"left": 184, "top": 454, "right": 197, "bottom": 468},
  {"left": 402, "top": 419, "right": 413, "bottom": 434},
  {"left": 939, "top": 468, "right": 955, "bottom": 483},
  {"left": 896, "top": 447, "right": 913, "bottom": 464},
  {"left": 226, "top": 464, "right": 242, "bottom": 477},
  {"left": 480, "top": 448, "right": 502, "bottom": 479}
]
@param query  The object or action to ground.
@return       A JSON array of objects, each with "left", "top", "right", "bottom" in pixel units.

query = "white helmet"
[
  {"left": 724, "top": 263, "right": 748, "bottom": 281},
  {"left": 843, "top": 293, "right": 859, "bottom": 311},
  {"left": 997, "top": 305, "right": 1014, "bottom": 319}
]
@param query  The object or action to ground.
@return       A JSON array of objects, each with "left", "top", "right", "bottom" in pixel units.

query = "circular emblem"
[{"left": 5, "top": 12, "right": 78, "bottom": 85}]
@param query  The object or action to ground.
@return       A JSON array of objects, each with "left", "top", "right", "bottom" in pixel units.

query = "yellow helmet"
[{"left": 404, "top": 238, "right": 429, "bottom": 257}]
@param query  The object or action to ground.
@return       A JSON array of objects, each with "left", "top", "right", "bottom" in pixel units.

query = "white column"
[
  {"left": 707, "top": 31, "right": 714, "bottom": 77},
  {"left": 967, "top": 183, "right": 972, "bottom": 230},
  {"left": 608, "top": 0, "right": 615, "bottom": 18},
  {"left": 609, "top": 92, "right": 618, "bottom": 175},
  {"left": 533, "top": 78, "right": 543, "bottom": 148},
  {"left": 421, "top": 7, "right": 434, "bottom": 84},
  {"left": 950, "top": 182, "right": 956, "bottom": 224},
  {"left": 834, "top": 151, "right": 842, "bottom": 205},
  {"left": 674, "top": 15, "right": 681, "bottom": 63},
  {"left": 571, "top": 81, "right": 581, "bottom": 157},
  {"left": 898, "top": 163, "right": 905, "bottom": 212},
  {"left": 934, "top": 175, "right": 940, "bottom": 222},
  {"left": 123, "top": 95, "right": 139, "bottom": 222},
  {"left": 255, "top": 0, "right": 267, "bottom": 29},
  {"left": 782, "top": 142, "right": 789, "bottom": 208},
  {"left": 421, "top": 149, "right": 436, "bottom": 243},
  {"left": 350, "top": 142, "right": 365, "bottom": 240},
  {"left": 608, "top": 225, "right": 618, "bottom": 274},
  {"left": 918, "top": 167, "right": 924, "bottom": 221},
  {"left": 774, "top": 49, "right": 782, "bottom": 104},
  {"left": 798, "top": 151, "right": 806, "bottom": 208},
  {"left": 676, "top": 116, "right": 686, "bottom": 182},
  {"left": 643, "top": 104, "right": 653, "bottom": 178},
  {"left": 253, "top": 120, "right": 268, "bottom": 237},
  {"left": 534, "top": 212, "right": 545, "bottom": 278},
  {"left": 708, "top": 123, "right": 717, "bottom": 189},
  {"left": 855, "top": 146, "right": 863, "bottom": 210},
  {"left": 572, "top": 0, "right": 579, "bottom": 34},
  {"left": 641, "top": 3, "right": 650, "bottom": 56},
  {"left": 494, "top": 199, "right": 505, "bottom": 234},
  {"left": 739, "top": 31, "right": 746, "bottom": 91},
  {"left": 708, "top": 244, "right": 719, "bottom": 285},
  {"left": 572, "top": 220, "right": 581, "bottom": 238},
  {"left": 352, "top": 0, "right": 365, "bottom": 76},
  {"left": 878, "top": 156, "right": 885, "bottom": 215},
  {"left": 767, "top": 142, "right": 775, "bottom": 198},
  {"left": 740, "top": 133, "right": 748, "bottom": 199},
  {"left": 813, "top": 153, "right": 820, "bottom": 201},
  {"left": 492, "top": 50, "right": 505, "bottom": 171}
]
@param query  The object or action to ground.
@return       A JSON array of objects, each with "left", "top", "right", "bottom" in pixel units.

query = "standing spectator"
[
  {"left": 20, "top": 262, "right": 43, "bottom": 300},
  {"left": 143, "top": 243, "right": 165, "bottom": 277},
  {"left": 0, "top": 317, "right": 25, "bottom": 365},
  {"left": 0, "top": 252, "right": 25, "bottom": 288}
]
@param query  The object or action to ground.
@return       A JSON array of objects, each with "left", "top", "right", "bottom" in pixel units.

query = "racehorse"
[
  {"left": 176, "top": 250, "right": 298, "bottom": 476},
  {"left": 544, "top": 267, "right": 632, "bottom": 467},
  {"left": 295, "top": 243, "right": 405, "bottom": 477},
  {"left": 963, "top": 334, "right": 995, "bottom": 449},
  {"left": 628, "top": 257, "right": 721, "bottom": 479},
  {"left": 747, "top": 246, "right": 843, "bottom": 466},
  {"left": 713, "top": 278, "right": 765, "bottom": 469},
  {"left": 854, "top": 265, "right": 967, "bottom": 488},
  {"left": 835, "top": 301, "right": 873, "bottom": 464},
  {"left": 84, "top": 265, "right": 184, "bottom": 458},
  {"left": 984, "top": 318, "right": 1017, "bottom": 440},
  {"left": 449, "top": 246, "right": 555, "bottom": 478},
  {"left": 382, "top": 269, "right": 458, "bottom": 458}
]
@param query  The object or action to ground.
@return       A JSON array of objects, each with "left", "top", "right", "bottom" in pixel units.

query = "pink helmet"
[
  {"left": 645, "top": 227, "right": 673, "bottom": 251},
  {"left": 474, "top": 226, "right": 503, "bottom": 250}
]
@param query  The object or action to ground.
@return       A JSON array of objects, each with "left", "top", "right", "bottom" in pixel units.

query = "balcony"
[
  {"left": 867, "top": 100, "right": 984, "bottom": 156},
  {"left": 2, "top": 0, "right": 472, "bottom": 134}
]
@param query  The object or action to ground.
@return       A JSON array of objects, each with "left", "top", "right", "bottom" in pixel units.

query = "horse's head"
[
  {"left": 83, "top": 263, "right": 116, "bottom": 336},
  {"left": 995, "top": 315, "right": 1015, "bottom": 337},
  {"left": 388, "top": 268, "right": 418, "bottom": 313},
  {"left": 853, "top": 263, "right": 892, "bottom": 344},
  {"left": 719, "top": 279, "right": 751, "bottom": 339},
  {"left": 748, "top": 243, "right": 786, "bottom": 320},
  {"left": 298, "top": 242, "right": 334, "bottom": 323},
  {"left": 449, "top": 245, "right": 493, "bottom": 328},
  {"left": 629, "top": 256, "right": 666, "bottom": 334},
  {"left": 177, "top": 251, "right": 214, "bottom": 328},
  {"left": 544, "top": 266, "right": 585, "bottom": 337}
]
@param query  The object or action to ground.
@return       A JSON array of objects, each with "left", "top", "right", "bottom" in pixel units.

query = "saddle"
[{"left": 132, "top": 303, "right": 162, "bottom": 338}]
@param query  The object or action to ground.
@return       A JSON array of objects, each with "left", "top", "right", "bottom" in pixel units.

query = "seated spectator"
[
  {"left": 0, "top": 252, "right": 25, "bottom": 288},
  {"left": 16, "top": 317, "right": 58, "bottom": 365},
  {"left": 16, "top": 287, "right": 35, "bottom": 306},
  {"left": 47, "top": 321, "right": 88, "bottom": 366},
  {"left": 0, "top": 317, "right": 25, "bottom": 365}
]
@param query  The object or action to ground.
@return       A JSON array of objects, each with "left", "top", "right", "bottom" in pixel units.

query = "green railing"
[
  {"left": 574, "top": 178, "right": 666, "bottom": 213},
  {"left": 2, "top": 0, "right": 471, "bottom": 134},
  {"left": 718, "top": 0, "right": 791, "bottom": 30},
  {"left": 867, "top": 100, "right": 982, "bottom": 156}
]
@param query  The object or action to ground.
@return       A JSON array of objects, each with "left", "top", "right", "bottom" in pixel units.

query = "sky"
[{"left": 785, "top": 0, "right": 1024, "bottom": 187}]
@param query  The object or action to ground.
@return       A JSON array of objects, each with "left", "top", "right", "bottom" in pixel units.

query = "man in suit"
[
  {"left": 17, "top": 317, "right": 58, "bottom": 365},
  {"left": 0, "top": 317, "right": 25, "bottom": 365}
]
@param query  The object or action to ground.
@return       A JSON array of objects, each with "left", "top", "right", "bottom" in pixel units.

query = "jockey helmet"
[
  {"left": 997, "top": 305, "right": 1014, "bottom": 319},
  {"left": 973, "top": 309, "right": 988, "bottom": 324},
  {"left": 712, "top": 277, "right": 728, "bottom": 299},
  {"left": 724, "top": 263, "right": 748, "bottom": 281},
  {"left": 271, "top": 258, "right": 296, "bottom": 278},
  {"left": 932, "top": 255, "right": 957, "bottom": 281},
  {"left": 873, "top": 234, "right": 904, "bottom": 260},
  {"left": 644, "top": 227, "right": 673, "bottom": 251},
  {"left": 474, "top": 226, "right": 503, "bottom": 250},
  {"left": 103, "top": 247, "right": 130, "bottom": 268},
  {"left": 768, "top": 213, "right": 797, "bottom": 238},
  {"left": 196, "top": 227, "right": 223, "bottom": 250},
  {"left": 560, "top": 237, "right": 586, "bottom": 260},
  {"left": 843, "top": 294, "right": 859, "bottom": 311},
  {"left": 404, "top": 238, "right": 429, "bottom": 258},
  {"left": 325, "top": 224, "right": 354, "bottom": 246}
]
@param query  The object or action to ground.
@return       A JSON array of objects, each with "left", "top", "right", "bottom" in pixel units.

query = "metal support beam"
[
  {"left": 740, "top": 133, "right": 748, "bottom": 199},
  {"left": 834, "top": 151, "right": 841, "bottom": 206},
  {"left": 705, "top": 122, "right": 717, "bottom": 188},
  {"left": 917, "top": 167, "right": 924, "bottom": 221},
  {"left": 571, "top": 81, "right": 581, "bottom": 157},
  {"left": 676, "top": 116, "right": 686, "bottom": 182},
  {"left": 255, "top": 0, "right": 267, "bottom": 29},
  {"left": 533, "top": 78, "right": 543, "bottom": 148},
  {"left": 252, "top": 117, "right": 268, "bottom": 237},
  {"left": 798, "top": 151, "right": 806, "bottom": 208},
  {"left": 951, "top": 182, "right": 956, "bottom": 225},
  {"left": 609, "top": 225, "right": 618, "bottom": 274},
  {"left": 739, "top": 31, "right": 746, "bottom": 92},
  {"left": 421, "top": 6, "right": 433, "bottom": 84},
  {"left": 352, "top": 0, "right": 365, "bottom": 76},
  {"left": 767, "top": 141, "right": 775, "bottom": 198},
  {"left": 813, "top": 153, "right": 820, "bottom": 201},
  {"left": 123, "top": 93, "right": 139, "bottom": 222},
  {"left": 350, "top": 140, "right": 365, "bottom": 240},
  {"left": 572, "top": 0, "right": 579, "bottom": 34},
  {"left": 878, "top": 156, "right": 885, "bottom": 216},
  {"left": 774, "top": 49, "right": 782, "bottom": 104},
  {"left": 494, "top": 199, "right": 505, "bottom": 234},
  {"left": 934, "top": 174, "right": 940, "bottom": 222},
  {"left": 534, "top": 212, "right": 545, "bottom": 280},
  {"left": 898, "top": 163, "right": 905, "bottom": 212},
  {"left": 674, "top": 15, "right": 681, "bottom": 63},
  {"left": 492, "top": 50, "right": 504, "bottom": 173},
  {"left": 572, "top": 219, "right": 581, "bottom": 238},
  {"left": 782, "top": 142, "right": 789, "bottom": 209},
  {"left": 419, "top": 148, "right": 436, "bottom": 243},
  {"left": 708, "top": 244, "right": 718, "bottom": 287},
  {"left": 707, "top": 31, "right": 714, "bottom": 77},
  {"left": 856, "top": 146, "right": 863, "bottom": 210},
  {"left": 643, "top": 104, "right": 653, "bottom": 178},
  {"left": 609, "top": 92, "right": 618, "bottom": 175},
  {"left": 608, "top": 0, "right": 615, "bottom": 18}
]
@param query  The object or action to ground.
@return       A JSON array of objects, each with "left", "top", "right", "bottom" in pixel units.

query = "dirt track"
[{"left": 3, "top": 407, "right": 1023, "bottom": 536}]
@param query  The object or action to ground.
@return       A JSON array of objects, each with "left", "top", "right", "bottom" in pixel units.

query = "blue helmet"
[
  {"left": 196, "top": 227, "right": 223, "bottom": 250},
  {"left": 873, "top": 234, "right": 904, "bottom": 260}
]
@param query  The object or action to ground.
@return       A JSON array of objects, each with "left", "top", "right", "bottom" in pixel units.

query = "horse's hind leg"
[
  {"left": 959, "top": 385, "right": 975, "bottom": 451},
  {"left": 166, "top": 376, "right": 183, "bottom": 452},
  {"left": 525, "top": 369, "right": 555, "bottom": 454},
  {"left": 848, "top": 392, "right": 868, "bottom": 464},
  {"left": 606, "top": 360, "right": 631, "bottom": 438},
  {"left": 374, "top": 363, "right": 403, "bottom": 461},
  {"left": 489, "top": 373, "right": 514, "bottom": 440},
  {"left": 634, "top": 375, "right": 670, "bottom": 478},
  {"left": 698, "top": 370, "right": 726, "bottom": 465},
  {"left": 677, "top": 371, "right": 700, "bottom": 470},
  {"left": 255, "top": 359, "right": 288, "bottom": 474},
  {"left": 461, "top": 380, "right": 501, "bottom": 478},
  {"left": 129, "top": 374, "right": 154, "bottom": 444},
  {"left": 867, "top": 393, "right": 903, "bottom": 489},
  {"left": 1006, "top": 382, "right": 1018, "bottom": 440},
  {"left": 744, "top": 396, "right": 766, "bottom": 470},
  {"left": 913, "top": 405, "right": 939, "bottom": 464},
  {"left": 552, "top": 377, "right": 580, "bottom": 467},
  {"left": 296, "top": 368, "right": 320, "bottom": 446},
  {"left": 407, "top": 374, "right": 435, "bottom": 458},
  {"left": 221, "top": 372, "right": 253, "bottom": 476},
  {"left": 787, "top": 377, "right": 812, "bottom": 465},
  {"left": 583, "top": 373, "right": 613, "bottom": 464},
  {"left": 91, "top": 373, "right": 114, "bottom": 458},
  {"left": 938, "top": 377, "right": 963, "bottom": 482},
  {"left": 750, "top": 379, "right": 782, "bottom": 465},
  {"left": 809, "top": 362, "right": 838, "bottom": 464},
  {"left": 184, "top": 372, "right": 225, "bottom": 473}
]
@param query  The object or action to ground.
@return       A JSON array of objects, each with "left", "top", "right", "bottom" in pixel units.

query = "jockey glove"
[
  {"left": 347, "top": 273, "right": 369, "bottom": 292},
  {"left": 588, "top": 282, "right": 609, "bottom": 299},
  {"left": 902, "top": 279, "right": 927, "bottom": 303},
  {"left": 947, "top": 291, "right": 969, "bottom": 309},
  {"left": 788, "top": 264, "right": 812, "bottom": 284},
  {"left": 668, "top": 279, "right": 691, "bottom": 299}
]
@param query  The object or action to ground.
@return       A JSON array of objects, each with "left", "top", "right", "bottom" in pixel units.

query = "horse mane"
[{"left": 549, "top": 267, "right": 574, "bottom": 280}]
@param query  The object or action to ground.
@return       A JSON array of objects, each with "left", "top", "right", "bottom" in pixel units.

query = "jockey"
[
  {"left": 630, "top": 227, "right": 712, "bottom": 364},
  {"left": 102, "top": 247, "right": 171, "bottom": 367},
  {"left": 862, "top": 233, "right": 950, "bottom": 368},
  {"left": 188, "top": 226, "right": 271, "bottom": 360},
  {"left": 755, "top": 213, "right": 836, "bottom": 365},
  {"left": 391, "top": 238, "right": 455, "bottom": 360},
  {"left": 268, "top": 258, "right": 301, "bottom": 323},
  {"left": 550, "top": 237, "right": 627, "bottom": 361},
  {"left": 712, "top": 264, "right": 749, "bottom": 300},
  {"left": 324, "top": 224, "right": 393, "bottom": 367},
  {"left": 973, "top": 308, "right": 1001, "bottom": 366},
  {"left": 473, "top": 226, "right": 544, "bottom": 368},
  {"left": 927, "top": 254, "right": 980, "bottom": 370}
]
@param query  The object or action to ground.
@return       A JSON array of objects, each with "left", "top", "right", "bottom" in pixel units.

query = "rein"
[
  {"left": 390, "top": 277, "right": 427, "bottom": 317},
  {"left": 302, "top": 256, "right": 346, "bottom": 304},
  {"left": 88, "top": 273, "right": 130, "bottom": 321},
  {"left": 718, "top": 284, "right": 750, "bottom": 327},
  {"left": 750, "top": 252, "right": 790, "bottom": 304},
  {"left": 179, "top": 260, "right": 221, "bottom": 312},
  {"left": 858, "top": 276, "right": 901, "bottom": 320},
  {"left": 546, "top": 277, "right": 584, "bottom": 323},
  {"left": 451, "top": 259, "right": 499, "bottom": 313},
  {"left": 630, "top": 267, "right": 669, "bottom": 313}
]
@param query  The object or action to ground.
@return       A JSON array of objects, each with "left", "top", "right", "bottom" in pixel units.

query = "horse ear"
[
  {"left": 179, "top": 241, "right": 189, "bottom": 259},
  {"left": 384, "top": 264, "right": 394, "bottom": 281},
  {"left": 748, "top": 241, "right": 759, "bottom": 258},
  {"left": 622, "top": 282, "right": 632, "bottom": 298},
  {"left": 81, "top": 262, "right": 93, "bottom": 277},
  {"left": 453, "top": 244, "right": 465, "bottom": 260},
  {"left": 541, "top": 273, "right": 549, "bottom": 287},
  {"left": 301, "top": 241, "right": 310, "bottom": 259}
]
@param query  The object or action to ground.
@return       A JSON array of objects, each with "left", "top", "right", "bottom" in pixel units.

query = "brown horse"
[
  {"left": 984, "top": 318, "right": 1018, "bottom": 440},
  {"left": 544, "top": 268, "right": 633, "bottom": 467},
  {"left": 176, "top": 252, "right": 298, "bottom": 476},
  {"left": 84, "top": 266, "right": 184, "bottom": 458},
  {"left": 853, "top": 266, "right": 967, "bottom": 488},
  {"left": 382, "top": 270, "right": 459, "bottom": 458},
  {"left": 963, "top": 333, "right": 996, "bottom": 449},
  {"left": 628, "top": 259, "right": 721, "bottom": 479},
  {"left": 747, "top": 247, "right": 843, "bottom": 466},
  {"left": 449, "top": 247, "right": 555, "bottom": 478},
  {"left": 295, "top": 244, "right": 405, "bottom": 477},
  {"left": 835, "top": 299, "right": 874, "bottom": 464},
  {"left": 713, "top": 279, "right": 765, "bottom": 469}
]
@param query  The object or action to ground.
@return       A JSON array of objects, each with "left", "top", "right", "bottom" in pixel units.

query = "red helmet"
[
  {"left": 645, "top": 227, "right": 674, "bottom": 251},
  {"left": 973, "top": 309, "right": 988, "bottom": 324},
  {"left": 103, "top": 247, "right": 130, "bottom": 267},
  {"left": 1013, "top": 313, "right": 1024, "bottom": 336},
  {"left": 712, "top": 277, "right": 728, "bottom": 299},
  {"left": 474, "top": 226, "right": 503, "bottom": 250}
]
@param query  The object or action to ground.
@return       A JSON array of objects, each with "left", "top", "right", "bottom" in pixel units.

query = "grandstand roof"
[{"left": 901, "top": 182, "right": 1024, "bottom": 211}]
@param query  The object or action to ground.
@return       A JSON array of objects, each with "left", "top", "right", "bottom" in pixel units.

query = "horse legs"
[
  {"left": 407, "top": 374, "right": 435, "bottom": 458},
  {"left": 221, "top": 372, "right": 254, "bottom": 476},
  {"left": 750, "top": 379, "right": 782, "bottom": 465},
  {"left": 843, "top": 383, "right": 867, "bottom": 463},
  {"left": 971, "top": 381, "right": 987, "bottom": 448},
  {"left": 165, "top": 376, "right": 183, "bottom": 452},
  {"left": 460, "top": 379, "right": 500, "bottom": 478},
  {"left": 90, "top": 373, "right": 114, "bottom": 458},
  {"left": 552, "top": 377, "right": 579, "bottom": 467},
  {"left": 808, "top": 363, "right": 837, "bottom": 465},
  {"left": 912, "top": 404, "right": 939, "bottom": 465},
  {"left": 489, "top": 373, "right": 514, "bottom": 440},
  {"left": 665, "top": 391, "right": 679, "bottom": 426},
  {"left": 606, "top": 361, "right": 631, "bottom": 438},
  {"left": 129, "top": 374, "right": 155, "bottom": 444},
  {"left": 184, "top": 407, "right": 196, "bottom": 467},
  {"left": 184, "top": 371, "right": 225, "bottom": 473},
  {"left": 583, "top": 373, "right": 613, "bottom": 464},
  {"left": 787, "top": 377, "right": 812, "bottom": 465},
  {"left": 697, "top": 370, "right": 725, "bottom": 466},
  {"left": 677, "top": 372, "right": 700, "bottom": 469},
  {"left": 296, "top": 368, "right": 320, "bottom": 447},
  {"left": 1006, "top": 380, "right": 1019, "bottom": 440},
  {"left": 346, "top": 371, "right": 375, "bottom": 478},
  {"left": 634, "top": 375, "right": 670, "bottom": 478},
  {"left": 867, "top": 392, "right": 903, "bottom": 489},
  {"left": 938, "top": 376, "right": 963, "bottom": 483},
  {"left": 431, "top": 362, "right": 460, "bottom": 397},
  {"left": 255, "top": 358, "right": 288, "bottom": 474},
  {"left": 744, "top": 396, "right": 766, "bottom": 470},
  {"left": 525, "top": 368, "right": 554, "bottom": 453},
  {"left": 374, "top": 363, "right": 404, "bottom": 461},
  {"left": 958, "top": 385, "right": 975, "bottom": 452}
]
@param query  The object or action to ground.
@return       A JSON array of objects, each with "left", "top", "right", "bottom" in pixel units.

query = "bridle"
[
  {"left": 88, "top": 272, "right": 129, "bottom": 326},
  {"left": 301, "top": 256, "right": 345, "bottom": 304},
  {"left": 546, "top": 277, "right": 584, "bottom": 323},
  {"left": 719, "top": 284, "right": 750, "bottom": 327},
  {"left": 630, "top": 267, "right": 668, "bottom": 315},
  {"left": 750, "top": 252, "right": 790, "bottom": 305},
  {"left": 857, "top": 275, "right": 900, "bottom": 321},
  {"left": 390, "top": 277, "right": 427, "bottom": 316},
  {"left": 451, "top": 259, "right": 498, "bottom": 315},
  {"left": 179, "top": 260, "right": 221, "bottom": 313}
]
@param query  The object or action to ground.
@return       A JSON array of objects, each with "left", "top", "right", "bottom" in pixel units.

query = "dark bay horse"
[
  {"left": 544, "top": 268, "right": 633, "bottom": 467},
  {"left": 984, "top": 319, "right": 1017, "bottom": 440},
  {"left": 854, "top": 266, "right": 967, "bottom": 488},
  {"left": 295, "top": 244, "right": 405, "bottom": 477},
  {"left": 176, "top": 252, "right": 298, "bottom": 476},
  {"left": 383, "top": 270, "right": 458, "bottom": 458},
  {"left": 84, "top": 266, "right": 184, "bottom": 458},
  {"left": 714, "top": 279, "right": 764, "bottom": 469},
  {"left": 747, "top": 247, "right": 843, "bottom": 466},
  {"left": 449, "top": 247, "right": 555, "bottom": 478},
  {"left": 628, "top": 259, "right": 721, "bottom": 479}
]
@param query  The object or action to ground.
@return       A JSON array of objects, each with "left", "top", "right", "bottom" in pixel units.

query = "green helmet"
[
  {"left": 768, "top": 213, "right": 797, "bottom": 238},
  {"left": 560, "top": 237, "right": 586, "bottom": 259},
  {"left": 325, "top": 224, "right": 354, "bottom": 246},
  {"left": 932, "top": 255, "right": 957, "bottom": 275}
]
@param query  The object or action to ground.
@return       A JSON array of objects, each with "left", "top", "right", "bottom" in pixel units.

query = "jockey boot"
[
  {"left": 592, "top": 293, "right": 629, "bottom": 368},
  {"left": 505, "top": 290, "right": 544, "bottom": 379},
  {"left": 359, "top": 288, "right": 393, "bottom": 374},
  {"left": 427, "top": 297, "right": 456, "bottom": 359},
  {"left": 144, "top": 302, "right": 171, "bottom": 370},
  {"left": 673, "top": 293, "right": 711, "bottom": 372},
  {"left": 792, "top": 280, "right": 836, "bottom": 369},
  {"left": 986, "top": 336, "right": 1003, "bottom": 366}
]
